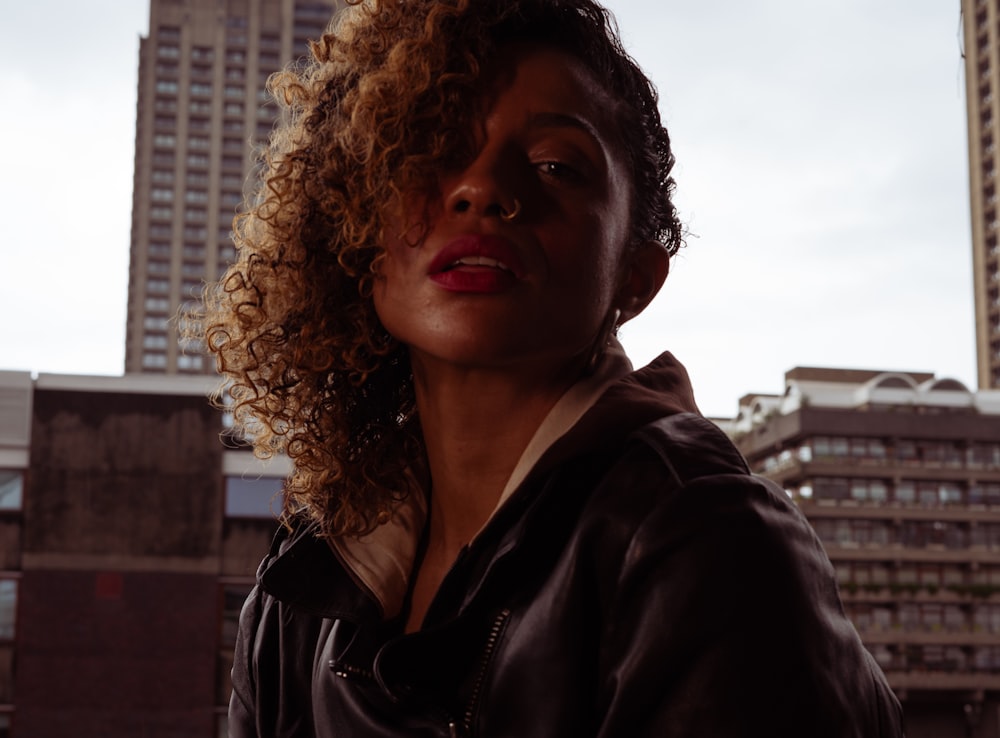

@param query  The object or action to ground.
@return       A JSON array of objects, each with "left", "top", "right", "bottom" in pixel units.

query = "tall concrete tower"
[
  {"left": 125, "top": 0, "right": 339, "bottom": 374},
  {"left": 963, "top": 0, "right": 1000, "bottom": 388}
]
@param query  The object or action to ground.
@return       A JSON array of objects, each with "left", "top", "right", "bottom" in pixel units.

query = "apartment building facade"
[
  {"left": 727, "top": 366, "right": 1000, "bottom": 738},
  {"left": 124, "top": 0, "right": 339, "bottom": 375}
]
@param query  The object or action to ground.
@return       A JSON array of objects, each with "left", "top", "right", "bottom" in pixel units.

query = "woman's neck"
[{"left": 411, "top": 354, "right": 584, "bottom": 547}]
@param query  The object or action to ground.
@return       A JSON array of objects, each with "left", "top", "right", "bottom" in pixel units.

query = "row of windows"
[
  {"left": 156, "top": 43, "right": 216, "bottom": 63},
  {"left": 149, "top": 239, "right": 236, "bottom": 262},
  {"left": 150, "top": 150, "right": 247, "bottom": 175},
  {"left": 149, "top": 188, "right": 243, "bottom": 206},
  {"left": 760, "top": 437, "right": 1000, "bottom": 475},
  {"left": 834, "top": 561, "right": 1000, "bottom": 589},
  {"left": 150, "top": 224, "right": 227, "bottom": 243},
  {"left": 796, "top": 476, "right": 1000, "bottom": 507},
  {"left": 146, "top": 278, "right": 203, "bottom": 295},
  {"left": 815, "top": 518, "right": 1000, "bottom": 550},
  {"left": 149, "top": 204, "right": 241, "bottom": 226},
  {"left": 148, "top": 261, "right": 208, "bottom": 277},
  {"left": 140, "top": 352, "right": 206, "bottom": 372},
  {"left": 869, "top": 644, "right": 1000, "bottom": 673},
  {"left": 845, "top": 602, "right": 1000, "bottom": 634},
  {"left": 820, "top": 436, "right": 998, "bottom": 466},
  {"left": 153, "top": 133, "right": 248, "bottom": 152}
]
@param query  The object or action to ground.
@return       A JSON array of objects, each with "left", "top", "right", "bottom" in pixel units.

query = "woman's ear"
[{"left": 615, "top": 240, "right": 670, "bottom": 324}]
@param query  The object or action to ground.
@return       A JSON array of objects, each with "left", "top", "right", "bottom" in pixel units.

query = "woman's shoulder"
[{"left": 574, "top": 410, "right": 826, "bottom": 589}]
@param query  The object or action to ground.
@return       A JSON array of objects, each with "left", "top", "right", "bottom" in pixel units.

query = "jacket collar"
[{"left": 260, "top": 347, "right": 700, "bottom": 622}]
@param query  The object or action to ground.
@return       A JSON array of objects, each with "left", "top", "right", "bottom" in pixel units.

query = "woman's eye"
[{"left": 536, "top": 161, "right": 582, "bottom": 181}]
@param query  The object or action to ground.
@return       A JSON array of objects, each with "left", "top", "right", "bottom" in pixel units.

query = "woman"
[{"left": 206, "top": 0, "right": 904, "bottom": 735}]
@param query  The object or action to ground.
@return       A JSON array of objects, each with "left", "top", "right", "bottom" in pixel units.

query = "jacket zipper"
[
  {"left": 461, "top": 608, "right": 512, "bottom": 736},
  {"left": 328, "top": 659, "right": 375, "bottom": 683}
]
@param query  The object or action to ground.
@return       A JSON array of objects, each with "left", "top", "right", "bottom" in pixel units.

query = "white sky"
[{"left": 0, "top": 0, "right": 976, "bottom": 418}]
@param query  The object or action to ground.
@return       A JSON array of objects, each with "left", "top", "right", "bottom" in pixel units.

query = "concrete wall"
[{"left": 18, "top": 388, "right": 225, "bottom": 736}]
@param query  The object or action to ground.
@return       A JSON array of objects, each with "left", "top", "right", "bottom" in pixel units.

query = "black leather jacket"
[{"left": 230, "top": 358, "right": 904, "bottom": 738}]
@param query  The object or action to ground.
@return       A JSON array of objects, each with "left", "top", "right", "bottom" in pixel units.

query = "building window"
[
  {"left": 812, "top": 477, "right": 850, "bottom": 502},
  {"left": 155, "top": 80, "right": 178, "bottom": 95},
  {"left": 970, "top": 482, "right": 1000, "bottom": 506},
  {"left": 0, "top": 473, "right": 22, "bottom": 512},
  {"left": 191, "top": 83, "right": 213, "bottom": 97},
  {"left": 190, "top": 100, "right": 212, "bottom": 115},
  {"left": 192, "top": 46, "right": 214, "bottom": 62},
  {"left": 971, "top": 523, "right": 1000, "bottom": 549},
  {"left": 142, "top": 353, "right": 167, "bottom": 369},
  {"left": 153, "top": 134, "right": 176, "bottom": 148},
  {"left": 144, "top": 316, "right": 169, "bottom": 331},
  {"left": 811, "top": 436, "right": 849, "bottom": 459},
  {"left": 155, "top": 98, "right": 177, "bottom": 114},
  {"left": 849, "top": 478, "right": 888, "bottom": 505},
  {"left": 187, "top": 154, "right": 209, "bottom": 169},
  {"left": 177, "top": 354, "right": 204, "bottom": 371},
  {"left": 968, "top": 443, "right": 1000, "bottom": 469},
  {"left": 225, "top": 476, "right": 284, "bottom": 518},
  {"left": 157, "top": 44, "right": 179, "bottom": 59},
  {"left": 0, "top": 575, "right": 17, "bottom": 641},
  {"left": 974, "top": 604, "right": 1000, "bottom": 633},
  {"left": 145, "top": 297, "right": 170, "bottom": 312},
  {"left": 973, "top": 647, "right": 1000, "bottom": 671}
]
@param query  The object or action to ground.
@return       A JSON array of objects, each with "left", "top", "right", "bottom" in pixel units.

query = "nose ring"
[{"left": 500, "top": 198, "right": 521, "bottom": 221}]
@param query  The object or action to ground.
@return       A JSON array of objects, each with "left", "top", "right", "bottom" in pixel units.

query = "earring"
[{"left": 500, "top": 198, "right": 521, "bottom": 221}]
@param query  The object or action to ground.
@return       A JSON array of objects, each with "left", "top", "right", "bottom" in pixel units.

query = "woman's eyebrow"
[{"left": 524, "top": 111, "right": 603, "bottom": 144}]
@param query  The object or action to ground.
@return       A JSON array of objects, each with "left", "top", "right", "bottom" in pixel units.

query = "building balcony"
[{"left": 885, "top": 670, "right": 1000, "bottom": 691}]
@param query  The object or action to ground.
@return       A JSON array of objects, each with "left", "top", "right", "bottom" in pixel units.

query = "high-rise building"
[
  {"left": 125, "top": 0, "right": 340, "bottom": 375},
  {"left": 725, "top": 366, "right": 1000, "bottom": 738},
  {"left": 963, "top": 0, "right": 1000, "bottom": 389}
]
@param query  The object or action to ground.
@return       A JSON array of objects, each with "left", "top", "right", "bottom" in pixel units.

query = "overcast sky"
[{"left": 0, "top": 1, "right": 975, "bottom": 417}]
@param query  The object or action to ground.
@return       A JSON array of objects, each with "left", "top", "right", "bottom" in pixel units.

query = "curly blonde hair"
[{"left": 201, "top": 0, "right": 683, "bottom": 538}]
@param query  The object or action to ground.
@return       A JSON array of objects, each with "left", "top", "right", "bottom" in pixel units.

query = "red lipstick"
[{"left": 428, "top": 234, "right": 525, "bottom": 293}]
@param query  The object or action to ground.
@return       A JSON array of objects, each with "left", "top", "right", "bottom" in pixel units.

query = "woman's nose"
[{"left": 443, "top": 148, "right": 517, "bottom": 220}]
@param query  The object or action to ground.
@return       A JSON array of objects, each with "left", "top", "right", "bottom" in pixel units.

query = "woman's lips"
[{"left": 427, "top": 234, "right": 525, "bottom": 293}]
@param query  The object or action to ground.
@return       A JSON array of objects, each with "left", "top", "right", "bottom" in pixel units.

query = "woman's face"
[{"left": 373, "top": 45, "right": 654, "bottom": 379}]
